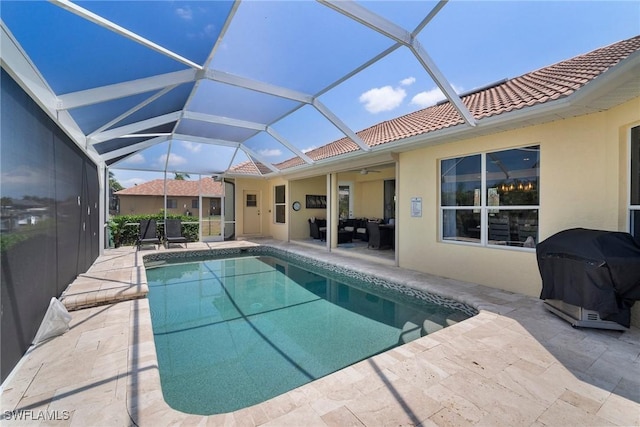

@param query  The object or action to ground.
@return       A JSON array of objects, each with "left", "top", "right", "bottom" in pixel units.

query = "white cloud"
[
  {"left": 301, "top": 145, "right": 317, "bottom": 153},
  {"left": 124, "top": 153, "right": 145, "bottom": 164},
  {"left": 359, "top": 85, "right": 406, "bottom": 114},
  {"left": 400, "top": 77, "right": 416, "bottom": 86},
  {"left": 410, "top": 84, "right": 464, "bottom": 108},
  {"left": 176, "top": 6, "right": 193, "bottom": 20},
  {"left": 410, "top": 88, "right": 446, "bottom": 108},
  {"left": 158, "top": 153, "right": 187, "bottom": 168},
  {"left": 203, "top": 24, "right": 215, "bottom": 36},
  {"left": 258, "top": 148, "right": 282, "bottom": 157},
  {"left": 180, "top": 141, "right": 202, "bottom": 153}
]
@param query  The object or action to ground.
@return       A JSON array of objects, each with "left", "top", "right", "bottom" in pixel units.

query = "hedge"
[{"left": 109, "top": 214, "right": 199, "bottom": 247}]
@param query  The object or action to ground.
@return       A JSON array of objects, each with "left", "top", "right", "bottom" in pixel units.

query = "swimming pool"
[{"left": 145, "top": 249, "right": 475, "bottom": 415}]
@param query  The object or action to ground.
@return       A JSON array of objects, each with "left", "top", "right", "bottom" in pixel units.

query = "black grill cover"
[{"left": 537, "top": 228, "right": 640, "bottom": 327}]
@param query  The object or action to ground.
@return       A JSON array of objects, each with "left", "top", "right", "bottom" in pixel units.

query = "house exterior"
[
  {"left": 115, "top": 178, "right": 223, "bottom": 218},
  {"left": 228, "top": 36, "right": 640, "bottom": 325}
]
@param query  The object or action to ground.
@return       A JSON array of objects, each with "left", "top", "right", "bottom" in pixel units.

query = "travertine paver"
[{"left": 1, "top": 240, "right": 639, "bottom": 426}]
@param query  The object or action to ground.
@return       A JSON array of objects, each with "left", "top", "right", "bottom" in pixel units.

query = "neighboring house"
[
  {"left": 115, "top": 178, "right": 224, "bottom": 217},
  {"left": 227, "top": 36, "right": 640, "bottom": 323}
]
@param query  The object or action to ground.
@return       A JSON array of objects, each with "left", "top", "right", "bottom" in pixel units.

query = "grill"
[{"left": 536, "top": 228, "right": 640, "bottom": 330}]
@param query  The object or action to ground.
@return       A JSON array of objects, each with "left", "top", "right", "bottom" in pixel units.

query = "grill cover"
[{"left": 537, "top": 228, "right": 640, "bottom": 327}]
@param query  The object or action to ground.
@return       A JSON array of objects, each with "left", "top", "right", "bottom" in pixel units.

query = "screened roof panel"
[
  {"left": 1, "top": 1, "right": 190, "bottom": 94},
  {"left": 71, "top": 90, "right": 161, "bottom": 135},
  {"left": 270, "top": 104, "right": 346, "bottom": 154},
  {"left": 93, "top": 123, "right": 176, "bottom": 154},
  {"left": 77, "top": 1, "right": 233, "bottom": 66},
  {"left": 166, "top": 140, "right": 239, "bottom": 174},
  {"left": 112, "top": 140, "right": 173, "bottom": 171},
  {"left": 209, "top": 1, "right": 395, "bottom": 94},
  {"left": 187, "top": 80, "right": 302, "bottom": 125},
  {"left": 175, "top": 119, "right": 258, "bottom": 142},
  {"left": 241, "top": 132, "right": 303, "bottom": 166},
  {"left": 115, "top": 83, "right": 195, "bottom": 128},
  {"left": 360, "top": 1, "right": 440, "bottom": 30},
  {"left": 318, "top": 47, "right": 442, "bottom": 132},
  {"left": 7, "top": 1, "right": 614, "bottom": 180}
]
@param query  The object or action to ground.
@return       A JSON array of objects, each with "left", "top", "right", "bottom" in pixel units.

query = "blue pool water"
[{"left": 146, "top": 255, "right": 471, "bottom": 415}]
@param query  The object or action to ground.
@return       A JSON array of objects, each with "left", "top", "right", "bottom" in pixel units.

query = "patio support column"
[
  {"left": 329, "top": 173, "right": 339, "bottom": 250},
  {"left": 98, "top": 163, "right": 106, "bottom": 254},
  {"left": 393, "top": 153, "right": 400, "bottom": 267}
]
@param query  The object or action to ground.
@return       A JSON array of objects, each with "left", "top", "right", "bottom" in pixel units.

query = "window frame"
[
  {"left": 274, "top": 184, "right": 286, "bottom": 224},
  {"left": 166, "top": 198, "right": 177, "bottom": 209},
  {"left": 439, "top": 145, "right": 540, "bottom": 251}
]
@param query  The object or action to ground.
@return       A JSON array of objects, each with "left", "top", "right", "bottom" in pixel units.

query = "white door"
[{"left": 243, "top": 190, "right": 261, "bottom": 235}]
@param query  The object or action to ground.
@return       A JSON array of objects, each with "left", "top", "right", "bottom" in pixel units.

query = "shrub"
[{"left": 109, "top": 214, "right": 199, "bottom": 247}]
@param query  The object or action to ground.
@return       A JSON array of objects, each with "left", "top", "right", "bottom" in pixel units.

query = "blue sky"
[{"left": 3, "top": 1, "right": 637, "bottom": 188}]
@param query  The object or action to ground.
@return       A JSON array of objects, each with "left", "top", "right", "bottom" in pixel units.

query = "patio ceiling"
[{"left": 0, "top": 0, "right": 473, "bottom": 178}]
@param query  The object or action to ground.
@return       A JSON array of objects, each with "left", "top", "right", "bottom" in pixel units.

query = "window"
[
  {"left": 274, "top": 185, "right": 286, "bottom": 224},
  {"left": 246, "top": 194, "right": 257, "bottom": 207},
  {"left": 630, "top": 126, "right": 640, "bottom": 238},
  {"left": 166, "top": 199, "right": 177, "bottom": 209},
  {"left": 191, "top": 199, "right": 199, "bottom": 209},
  {"left": 440, "top": 145, "right": 540, "bottom": 248}
]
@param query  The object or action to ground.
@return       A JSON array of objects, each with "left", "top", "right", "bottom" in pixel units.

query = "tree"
[
  {"left": 174, "top": 172, "right": 190, "bottom": 180},
  {"left": 109, "top": 171, "right": 123, "bottom": 191}
]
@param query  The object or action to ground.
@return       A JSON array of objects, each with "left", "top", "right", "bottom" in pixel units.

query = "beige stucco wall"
[
  {"left": 398, "top": 97, "right": 640, "bottom": 302},
  {"left": 290, "top": 176, "right": 327, "bottom": 240}
]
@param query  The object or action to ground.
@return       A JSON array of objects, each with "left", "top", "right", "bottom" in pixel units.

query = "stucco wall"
[
  {"left": 290, "top": 176, "right": 327, "bottom": 240},
  {"left": 398, "top": 97, "right": 640, "bottom": 302}
]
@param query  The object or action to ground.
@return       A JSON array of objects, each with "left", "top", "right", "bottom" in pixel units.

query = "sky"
[{"left": 3, "top": 1, "right": 639, "bottom": 189}]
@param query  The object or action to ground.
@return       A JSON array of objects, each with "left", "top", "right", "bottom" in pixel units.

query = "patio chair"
[
  {"left": 488, "top": 216, "right": 510, "bottom": 243},
  {"left": 366, "top": 221, "right": 392, "bottom": 250},
  {"left": 137, "top": 219, "right": 161, "bottom": 250},
  {"left": 165, "top": 219, "right": 188, "bottom": 248}
]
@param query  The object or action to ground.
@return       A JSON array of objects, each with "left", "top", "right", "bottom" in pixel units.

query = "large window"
[
  {"left": 631, "top": 126, "right": 640, "bottom": 238},
  {"left": 440, "top": 145, "right": 540, "bottom": 248},
  {"left": 274, "top": 185, "right": 286, "bottom": 224}
]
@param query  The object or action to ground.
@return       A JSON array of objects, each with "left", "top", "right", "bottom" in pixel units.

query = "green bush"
[{"left": 109, "top": 214, "right": 199, "bottom": 247}]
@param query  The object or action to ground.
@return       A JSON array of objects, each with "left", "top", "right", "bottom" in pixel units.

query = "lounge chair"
[
  {"left": 137, "top": 219, "right": 160, "bottom": 250},
  {"left": 165, "top": 219, "right": 188, "bottom": 248}
]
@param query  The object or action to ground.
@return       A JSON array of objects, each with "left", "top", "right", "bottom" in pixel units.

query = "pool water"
[{"left": 146, "top": 255, "right": 470, "bottom": 415}]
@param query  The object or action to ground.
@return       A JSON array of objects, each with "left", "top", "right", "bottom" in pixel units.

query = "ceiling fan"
[{"left": 359, "top": 168, "right": 381, "bottom": 175}]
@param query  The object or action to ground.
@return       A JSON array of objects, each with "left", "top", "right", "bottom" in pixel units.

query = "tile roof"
[
  {"left": 228, "top": 160, "right": 275, "bottom": 176},
  {"left": 115, "top": 177, "right": 223, "bottom": 196},
  {"left": 230, "top": 35, "right": 640, "bottom": 176}
]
